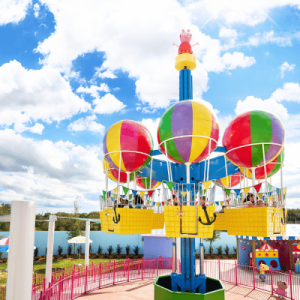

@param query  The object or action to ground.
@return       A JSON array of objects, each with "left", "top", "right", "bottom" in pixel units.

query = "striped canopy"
[
  {"left": 136, "top": 176, "right": 161, "bottom": 189},
  {"left": 239, "top": 152, "right": 284, "bottom": 180},
  {"left": 157, "top": 100, "right": 219, "bottom": 164},
  {"left": 103, "top": 120, "right": 153, "bottom": 173},
  {"left": 222, "top": 110, "right": 285, "bottom": 168}
]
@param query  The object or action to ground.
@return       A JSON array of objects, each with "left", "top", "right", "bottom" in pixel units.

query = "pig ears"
[
  {"left": 187, "top": 29, "right": 190, "bottom": 32},
  {"left": 182, "top": 29, "right": 185, "bottom": 33}
]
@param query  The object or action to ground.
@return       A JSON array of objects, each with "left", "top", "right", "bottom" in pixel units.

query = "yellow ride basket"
[
  {"left": 225, "top": 207, "right": 286, "bottom": 237},
  {"left": 100, "top": 208, "right": 154, "bottom": 235},
  {"left": 164, "top": 206, "right": 216, "bottom": 238},
  {"left": 214, "top": 213, "right": 227, "bottom": 231},
  {"left": 152, "top": 213, "right": 164, "bottom": 230}
]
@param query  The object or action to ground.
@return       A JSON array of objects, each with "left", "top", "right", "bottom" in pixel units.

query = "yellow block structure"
[
  {"left": 100, "top": 208, "right": 154, "bottom": 235},
  {"left": 214, "top": 213, "right": 227, "bottom": 231},
  {"left": 175, "top": 53, "right": 196, "bottom": 71},
  {"left": 152, "top": 213, "right": 164, "bottom": 230},
  {"left": 164, "top": 206, "right": 215, "bottom": 238},
  {"left": 225, "top": 207, "right": 286, "bottom": 237}
]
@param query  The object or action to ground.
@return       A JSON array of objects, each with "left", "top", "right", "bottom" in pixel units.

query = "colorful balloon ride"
[
  {"left": 157, "top": 100, "right": 219, "bottom": 164},
  {"left": 136, "top": 175, "right": 161, "bottom": 189},
  {"left": 103, "top": 120, "right": 153, "bottom": 173},
  {"left": 223, "top": 110, "right": 285, "bottom": 168}
]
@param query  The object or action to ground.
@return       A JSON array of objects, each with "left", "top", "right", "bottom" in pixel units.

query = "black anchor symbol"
[
  {"left": 112, "top": 207, "right": 121, "bottom": 224},
  {"left": 281, "top": 208, "right": 287, "bottom": 225},
  {"left": 198, "top": 206, "right": 216, "bottom": 225}
]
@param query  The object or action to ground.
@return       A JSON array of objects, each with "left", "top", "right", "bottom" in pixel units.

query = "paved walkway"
[{"left": 79, "top": 279, "right": 279, "bottom": 300}]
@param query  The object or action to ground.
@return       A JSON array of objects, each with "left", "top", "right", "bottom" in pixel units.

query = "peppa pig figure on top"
[{"left": 173, "top": 29, "right": 199, "bottom": 55}]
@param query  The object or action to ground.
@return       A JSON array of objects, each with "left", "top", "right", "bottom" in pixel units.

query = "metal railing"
[{"left": 0, "top": 258, "right": 299, "bottom": 300}]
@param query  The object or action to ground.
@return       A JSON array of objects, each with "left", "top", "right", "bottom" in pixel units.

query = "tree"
[
  {"left": 204, "top": 230, "right": 221, "bottom": 255},
  {"left": 67, "top": 200, "right": 83, "bottom": 254},
  {"left": 0, "top": 203, "right": 11, "bottom": 231}
]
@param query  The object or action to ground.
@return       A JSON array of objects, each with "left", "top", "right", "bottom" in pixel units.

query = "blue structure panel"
[{"left": 143, "top": 237, "right": 173, "bottom": 259}]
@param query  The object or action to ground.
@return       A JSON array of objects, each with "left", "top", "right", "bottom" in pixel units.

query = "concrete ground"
[{"left": 79, "top": 279, "right": 279, "bottom": 300}]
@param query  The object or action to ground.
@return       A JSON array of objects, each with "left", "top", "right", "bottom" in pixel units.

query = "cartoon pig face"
[
  {"left": 277, "top": 281, "right": 288, "bottom": 290},
  {"left": 180, "top": 29, "right": 192, "bottom": 42}
]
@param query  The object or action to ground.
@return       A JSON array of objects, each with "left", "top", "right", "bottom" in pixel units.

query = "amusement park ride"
[{"left": 100, "top": 29, "right": 287, "bottom": 299}]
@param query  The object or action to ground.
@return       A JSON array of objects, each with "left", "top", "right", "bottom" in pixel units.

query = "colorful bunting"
[
  {"left": 122, "top": 186, "right": 129, "bottom": 196},
  {"left": 139, "top": 191, "right": 146, "bottom": 198},
  {"left": 203, "top": 180, "right": 212, "bottom": 190},
  {"left": 114, "top": 187, "right": 118, "bottom": 194},
  {"left": 166, "top": 181, "right": 175, "bottom": 191},
  {"left": 243, "top": 187, "right": 250, "bottom": 194},
  {"left": 148, "top": 190, "right": 154, "bottom": 198},
  {"left": 234, "top": 189, "right": 241, "bottom": 196},
  {"left": 268, "top": 183, "right": 273, "bottom": 192},
  {"left": 186, "top": 184, "right": 193, "bottom": 191},
  {"left": 258, "top": 193, "right": 264, "bottom": 199},
  {"left": 254, "top": 183, "right": 262, "bottom": 193},
  {"left": 181, "top": 191, "right": 187, "bottom": 198},
  {"left": 129, "top": 194, "right": 133, "bottom": 200},
  {"left": 224, "top": 189, "right": 231, "bottom": 196},
  {"left": 132, "top": 190, "right": 138, "bottom": 196}
]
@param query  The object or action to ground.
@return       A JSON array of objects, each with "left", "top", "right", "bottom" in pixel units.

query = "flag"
[
  {"left": 181, "top": 191, "right": 187, "bottom": 198},
  {"left": 203, "top": 180, "right": 212, "bottom": 190},
  {"left": 254, "top": 183, "right": 262, "bottom": 193},
  {"left": 140, "top": 191, "right": 146, "bottom": 198},
  {"left": 243, "top": 187, "right": 250, "bottom": 194},
  {"left": 129, "top": 194, "right": 133, "bottom": 200},
  {"left": 166, "top": 181, "right": 175, "bottom": 191},
  {"left": 268, "top": 183, "right": 273, "bottom": 192},
  {"left": 148, "top": 190, "right": 154, "bottom": 198},
  {"left": 234, "top": 189, "right": 241, "bottom": 196},
  {"left": 102, "top": 191, "right": 106, "bottom": 199},
  {"left": 186, "top": 184, "right": 193, "bottom": 191},
  {"left": 224, "top": 189, "right": 231, "bottom": 196},
  {"left": 114, "top": 187, "right": 118, "bottom": 194},
  {"left": 276, "top": 188, "right": 280, "bottom": 194},
  {"left": 132, "top": 190, "right": 138, "bottom": 196},
  {"left": 258, "top": 193, "right": 264, "bottom": 199},
  {"left": 122, "top": 186, "right": 129, "bottom": 196}
]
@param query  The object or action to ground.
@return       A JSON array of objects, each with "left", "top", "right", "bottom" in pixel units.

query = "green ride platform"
[{"left": 154, "top": 275, "right": 225, "bottom": 300}]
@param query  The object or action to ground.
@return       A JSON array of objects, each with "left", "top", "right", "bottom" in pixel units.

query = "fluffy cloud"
[
  {"left": 280, "top": 62, "right": 295, "bottom": 78},
  {"left": 0, "top": 0, "right": 31, "bottom": 25},
  {"left": 0, "top": 60, "right": 91, "bottom": 130},
  {"left": 93, "top": 93, "right": 126, "bottom": 114},
  {"left": 271, "top": 83, "right": 300, "bottom": 102},
  {"left": 68, "top": 114, "right": 105, "bottom": 134},
  {"left": 35, "top": 0, "right": 255, "bottom": 109},
  {"left": 77, "top": 84, "right": 110, "bottom": 97},
  {"left": 0, "top": 129, "right": 103, "bottom": 212}
]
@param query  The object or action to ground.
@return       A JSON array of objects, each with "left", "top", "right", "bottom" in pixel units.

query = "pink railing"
[{"left": 0, "top": 258, "right": 299, "bottom": 300}]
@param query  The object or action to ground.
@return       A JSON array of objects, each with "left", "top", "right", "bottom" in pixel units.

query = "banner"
[
  {"left": 254, "top": 183, "right": 262, "bottom": 193},
  {"left": 243, "top": 187, "right": 250, "bottom": 194},
  {"left": 166, "top": 181, "right": 175, "bottom": 191},
  {"left": 268, "top": 183, "right": 273, "bottom": 192},
  {"left": 203, "top": 180, "right": 212, "bottom": 191},
  {"left": 224, "top": 188, "right": 231, "bottom": 196},
  {"left": 132, "top": 190, "right": 138, "bottom": 196},
  {"left": 114, "top": 187, "right": 118, "bottom": 194},
  {"left": 181, "top": 191, "right": 187, "bottom": 198},
  {"left": 148, "top": 190, "right": 154, "bottom": 198},
  {"left": 186, "top": 184, "right": 193, "bottom": 191},
  {"left": 122, "top": 186, "right": 129, "bottom": 196},
  {"left": 234, "top": 189, "right": 241, "bottom": 196},
  {"left": 140, "top": 191, "right": 146, "bottom": 198}
]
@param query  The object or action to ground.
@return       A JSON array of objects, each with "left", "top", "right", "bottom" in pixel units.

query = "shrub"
[
  {"left": 116, "top": 244, "right": 122, "bottom": 255},
  {"left": 216, "top": 245, "right": 222, "bottom": 255},
  {"left": 211, "top": 254, "right": 215, "bottom": 259},
  {"left": 57, "top": 245, "right": 63, "bottom": 256},
  {"left": 224, "top": 245, "right": 229, "bottom": 256},
  {"left": 107, "top": 246, "right": 113, "bottom": 255},
  {"left": 125, "top": 245, "right": 130, "bottom": 255},
  {"left": 112, "top": 252, "right": 117, "bottom": 258},
  {"left": 233, "top": 246, "right": 237, "bottom": 254},
  {"left": 34, "top": 247, "right": 39, "bottom": 258},
  {"left": 228, "top": 254, "right": 232, "bottom": 259},
  {"left": 68, "top": 245, "right": 72, "bottom": 256},
  {"left": 77, "top": 245, "right": 82, "bottom": 257},
  {"left": 133, "top": 246, "right": 140, "bottom": 256},
  {"left": 220, "top": 254, "right": 224, "bottom": 259},
  {"left": 97, "top": 245, "right": 103, "bottom": 255}
]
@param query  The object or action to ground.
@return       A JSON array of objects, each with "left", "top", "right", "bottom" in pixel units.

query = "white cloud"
[
  {"left": 221, "top": 51, "right": 256, "bottom": 70},
  {"left": 271, "top": 82, "right": 300, "bottom": 102},
  {"left": 33, "top": 3, "right": 40, "bottom": 18},
  {"left": 0, "top": 0, "right": 31, "bottom": 25},
  {"left": 36, "top": 0, "right": 255, "bottom": 109},
  {"left": 279, "top": 62, "right": 295, "bottom": 78},
  {"left": 235, "top": 95, "right": 289, "bottom": 122},
  {"left": 93, "top": 93, "right": 126, "bottom": 114},
  {"left": 68, "top": 114, "right": 105, "bottom": 134},
  {"left": 219, "top": 27, "right": 239, "bottom": 39},
  {"left": 0, "top": 129, "right": 103, "bottom": 212},
  {"left": 76, "top": 83, "right": 110, "bottom": 98},
  {"left": 0, "top": 60, "right": 90, "bottom": 129},
  {"left": 248, "top": 30, "right": 293, "bottom": 47},
  {"left": 141, "top": 118, "right": 160, "bottom": 149},
  {"left": 14, "top": 122, "right": 45, "bottom": 134}
]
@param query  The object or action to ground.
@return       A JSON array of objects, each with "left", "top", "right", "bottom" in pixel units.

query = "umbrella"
[
  {"left": 68, "top": 236, "right": 93, "bottom": 244},
  {"left": 0, "top": 238, "right": 9, "bottom": 246},
  {"left": 0, "top": 245, "right": 36, "bottom": 253}
]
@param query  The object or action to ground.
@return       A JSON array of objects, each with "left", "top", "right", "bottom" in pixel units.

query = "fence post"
[
  {"left": 252, "top": 265, "right": 256, "bottom": 290},
  {"left": 124, "top": 261, "right": 126, "bottom": 277},
  {"left": 113, "top": 260, "right": 116, "bottom": 285},
  {"left": 127, "top": 258, "right": 130, "bottom": 282},
  {"left": 84, "top": 265, "right": 88, "bottom": 294},
  {"left": 138, "top": 258, "right": 140, "bottom": 276},
  {"left": 289, "top": 270, "right": 293, "bottom": 300},
  {"left": 70, "top": 270, "right": 74, "bottom": 300},
  {"left": 141, "top": 258, "right": 144, "bottom": 280},
  {"left": 108, "top": 260, "right": 111, "bottom": 279},
  {"left": 99, "top": 263, "right": 102, "bottom": 289},
  {"left": 270, "top": 266, "right": 273, "bottom": 295},
  {"left": 218, "top": 259, "right": 220, "bottom": 280},
  {"left": 235, "top": 260, "right": 237, "bottom": 285},
  {"left": 157, "top": 257, "right": 159, "bottom": 277}
]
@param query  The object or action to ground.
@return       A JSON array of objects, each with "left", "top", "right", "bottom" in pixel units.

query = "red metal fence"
[{"left": 0, "top": 258, "right": 299, "bottom": 300}]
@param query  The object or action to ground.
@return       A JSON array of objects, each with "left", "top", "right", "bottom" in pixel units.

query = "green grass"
[{"left": 0, "top": 257, "right": 124, "bottom": 287}]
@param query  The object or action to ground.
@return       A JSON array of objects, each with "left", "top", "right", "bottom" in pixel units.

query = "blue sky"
[{"left": 1, "top": 0, "right": 300, "bottom": 213}]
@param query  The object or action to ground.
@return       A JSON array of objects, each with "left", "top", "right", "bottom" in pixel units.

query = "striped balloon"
[
  {"left": 103, "top": 120, "right": 153, "bottom": 172},
  {"left": 222, "top": 111, "right": 285, "bottom": 168},
  {"left": 216, "top": 173, "right": 244, "bottom": 188},
  {"left": 136, "top": 176, "right": 161, "bottom": 189},
  {"left": 157, "top": 100, "right": 219, "bottom": 164},
  {"left": 239, "top": 152, "right": 284, "bottom": 180},
  {"left": 103, "top": 159, "right": 137, "bottom": 183}
]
